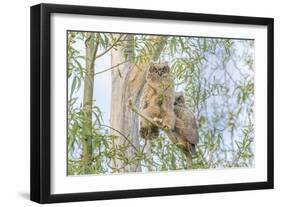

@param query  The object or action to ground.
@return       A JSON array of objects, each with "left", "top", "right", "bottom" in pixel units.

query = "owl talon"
[
  {"left": 162, "top": 121, "right": 173, "bottom": 130},
  {"left": 153, "top": 117, "right": 163, "bottom": 125}
]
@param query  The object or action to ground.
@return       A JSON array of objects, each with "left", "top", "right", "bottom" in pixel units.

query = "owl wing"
[
  {"left": 141, "top": 85, "right": 150, "bottom": 109},
  {"left": 141, "top": 84, "right": 157, "bottom": 109},
  {"left": 184, "top": 109, "right": 199, "bottom": 145},
  {"left": 175, "top": 107, "right": 199, "bottom": 145}
]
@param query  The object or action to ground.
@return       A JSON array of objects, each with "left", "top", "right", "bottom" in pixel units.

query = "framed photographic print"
[{"left": 30, "top": 3, "right": 274, "bottom": 203}]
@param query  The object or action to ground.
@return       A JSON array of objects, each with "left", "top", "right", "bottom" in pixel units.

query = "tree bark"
[{"left": 110, "top": 36, "right": 167, "bottom": 172}]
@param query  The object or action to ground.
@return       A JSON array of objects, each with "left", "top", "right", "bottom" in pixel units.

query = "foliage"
[{"left": 67, "top": 32, "right": 254, "bottom": 175}]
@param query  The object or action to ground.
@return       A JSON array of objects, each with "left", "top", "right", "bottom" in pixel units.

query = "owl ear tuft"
[
  {"left": 162, "top": 62, "right": 170, "bottom": 73},
  {"left": 175, "top": 91, "right": 185, "bottom": 104}
]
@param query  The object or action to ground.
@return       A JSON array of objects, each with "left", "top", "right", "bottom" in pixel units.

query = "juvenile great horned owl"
[
  {"left": 139, "top": 62, "right": 175, "bottom": 140},
  {"left": 173, "top": 92, "right": 199, "bottom": 155}
]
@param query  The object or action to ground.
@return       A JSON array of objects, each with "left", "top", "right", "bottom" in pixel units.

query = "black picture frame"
[{"left": 30, "top": 3, "right": 274, "bottom": 204}]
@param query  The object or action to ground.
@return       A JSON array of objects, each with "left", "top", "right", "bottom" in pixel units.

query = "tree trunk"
[
  {"left": 110, "top": 36, "right": 167, "bottom": 172},
  {"left": 81, "top": 33, "right": 98, "bottom": 173}
]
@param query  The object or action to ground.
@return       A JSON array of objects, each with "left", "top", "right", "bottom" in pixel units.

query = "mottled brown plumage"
[
  {"left": 140, "top": 62, "right": 175, "bottom": 140},
  {"left": 173, "top": 92, "right": 199, "bottom": 155}
]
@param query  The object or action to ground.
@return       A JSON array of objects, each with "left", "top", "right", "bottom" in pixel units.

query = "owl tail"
[
  {"left": 187, "top": 143, "right": 196, "bottom": 156},
  {"left": 190, "top": 144, "right": 196, "bottom": 156}
]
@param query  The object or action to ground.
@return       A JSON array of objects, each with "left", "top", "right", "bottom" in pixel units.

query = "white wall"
[{"left": 0, "top": 0, "right": 279, "bottom": 206}]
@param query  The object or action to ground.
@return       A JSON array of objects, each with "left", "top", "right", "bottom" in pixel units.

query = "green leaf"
[
  {"left": 203, "top": 38, "right": 207, "bottom": 51},
  {"left": 70, "top": 77, "right": 77, "bottom": 97}
]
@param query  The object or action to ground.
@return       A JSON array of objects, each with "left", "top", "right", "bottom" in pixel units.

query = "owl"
[
  {"left": 139, "top": 62, "right": 175, "bottom": 140},
  {"left": 172, "top": 92, "right": 199, "bottom": 155}
]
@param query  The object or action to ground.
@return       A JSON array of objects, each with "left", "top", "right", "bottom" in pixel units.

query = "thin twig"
[
  {"left": 95, "top": 34, "right": 127, "bottom": 59},
  {"left": 94, "top": 36, "right": 167, "bottom": 77},
  {"left": 93, "top": 53, "right": 149, "bottom": 77},
  {"left": 94, "top": 60, "right": 130, "bottom": 76},
  {"left": 100, "top": 124, "right": 139, "bottom": 152}
]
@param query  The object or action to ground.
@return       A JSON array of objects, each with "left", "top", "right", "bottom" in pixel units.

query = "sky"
[{"left": 68, "top": 39, "right": 112, "bottom": 126}]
